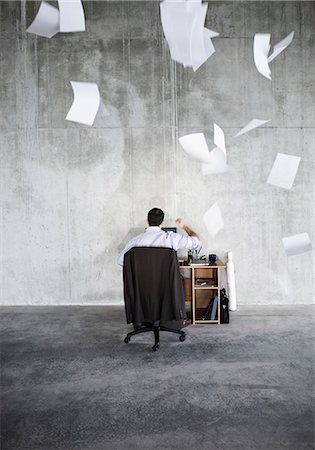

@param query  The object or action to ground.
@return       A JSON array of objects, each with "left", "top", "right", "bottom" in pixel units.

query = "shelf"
[
  {"left": 179, "top": 260, "right": 226, "bottom": 268},
  {"left": 194, "top": 286, "right": 218, "bottom": 290},
  {"left": 180, "top": 263, "right": 225, "bottom": 325},
  {"left": 195, "top": 302, "right": 218, "bottom": 321},
  {"left": 194, "top": 320, "right": 219, "bottom": 324}
]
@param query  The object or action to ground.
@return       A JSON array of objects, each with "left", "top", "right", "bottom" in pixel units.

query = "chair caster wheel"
[
  {"left": 179, "top": 334, "right": 186, "bottom": 342},
  {"left": 152, "top": 344, "right": 159, "bottom": 351},
  {"left": 124, "top": 336, "right": 130, "bottom": 343}
]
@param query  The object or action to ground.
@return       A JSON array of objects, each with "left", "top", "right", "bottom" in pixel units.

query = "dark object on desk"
[
  {"left": 188, "top": 249, "right": 205, "bottom": 263},
  {"left": 162, "top": 227, "right": 177, "bottom": 233},
  {"left": 220, "top": 288, "right": 230, "bottom": 323},
  {"left": 123, "top": 247, "right": 186, "bottom": 351},
  {"left": 209, "top": 254, "right": 218, "bottom": 263}
]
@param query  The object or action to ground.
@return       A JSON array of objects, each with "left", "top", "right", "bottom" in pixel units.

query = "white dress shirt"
[{"left": 117, "top": 226, "right": 201, "bottom": 266}]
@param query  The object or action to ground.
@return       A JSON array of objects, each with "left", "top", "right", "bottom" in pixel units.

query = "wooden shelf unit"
[{"left": 180, "top": 260, "right": 226, "bottom": 325}]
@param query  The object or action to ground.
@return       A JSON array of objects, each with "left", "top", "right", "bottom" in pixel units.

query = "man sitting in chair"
[
  {"left": 117, "top": 208, "right": 201, "bottom": 349},
  {"left": 117, "top": 207, "right": 201, "bottom": 267}
]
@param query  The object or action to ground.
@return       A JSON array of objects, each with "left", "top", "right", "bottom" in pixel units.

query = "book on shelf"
[
  {"left": 201, "top": 299, "right": 213, "bottom": 320},
  {"left": 210, "top": 295, "right": 218, "bottom": 320},
  {"left": 201, "top": 294, "right": 218, "bottom": 320}
]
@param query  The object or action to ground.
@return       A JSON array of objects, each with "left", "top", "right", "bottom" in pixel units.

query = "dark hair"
[{"left": 147, "top": 208, "right": 164, "bottom": 226}]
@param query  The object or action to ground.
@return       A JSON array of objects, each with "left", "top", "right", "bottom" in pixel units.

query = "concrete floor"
[{"left": 0, "top": 305, "right": 314, "bottom": 450}]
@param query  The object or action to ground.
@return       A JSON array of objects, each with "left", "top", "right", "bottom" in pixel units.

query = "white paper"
[
  {"left": 178, "top": 133, "right": 211, "bottom": 164},
  {"left": 214, "top": 123, "right": 226, "bottom": 153},
  {"left": 202, "top": 149, "right": 228, "bottom": 174},
  {"left": 205, "top": 29, "right": 220, "bottom": 39},
  {"left": 200, "top": 29, "right": 217, "bottom": 71},
  {"left": 26, "top": 1, "right": 60, "bottom": 38},
  {"left": 190, "top": 3, "right": 211, "bottom": 71},
  {"left": 179, "top": 125, "right": 227, "bottom": 173},
  {"left": 203, "top": 203, "right": 224, "bottom": 238},
  {"left": 234, "top": 119, "right": 271, "bottom": 137},
  {"left": 253, "top": 33, "right": 271, "bottom": 80},
  {"left": 66, "top": 82, "right": 108, "bottom": 126},
  {"left": 160, "top": 0, "right": 218, "bottom": 71},
  {"left": 160, "top": 0, "right": 194, "bottom": 67},
  {"left": 202, "top": 123, "right": 228, "bottom": 174},
  {"left": 282, "top": 233, "right": 313, "bottom": 256},
  {"left": 58, "top": 0, "right": 85, "bottom": 32},
  {"left": 254, "top": 31, "right": 294, "bottom": 79},
  {"left": 267, "top": 153, "right": 301, "bottom": 190},
  {"left": 268, "top": 31, "right": 294, "bottom": 63}
]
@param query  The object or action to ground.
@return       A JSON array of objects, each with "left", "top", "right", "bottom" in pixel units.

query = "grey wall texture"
[{"left": 0, "top": 1, "right": 314, "bottom": 305}]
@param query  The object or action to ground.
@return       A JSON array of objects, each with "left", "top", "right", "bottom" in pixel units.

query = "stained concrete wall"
[{"left": 0, "top": 1, "right": 314, "bottom": 305}]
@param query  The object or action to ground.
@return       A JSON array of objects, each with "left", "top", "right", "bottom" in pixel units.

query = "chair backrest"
[{"left": 123, "top": 247, "right": 185, "bottom": 325}]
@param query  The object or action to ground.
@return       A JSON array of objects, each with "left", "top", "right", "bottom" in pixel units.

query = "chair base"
[{"left": 124, "top": 322, "right": 186, "bottom": 351}]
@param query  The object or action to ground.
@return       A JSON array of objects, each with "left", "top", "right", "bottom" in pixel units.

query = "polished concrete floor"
[{"left": 1, "top": 305, "right": 314, "bottom": 450}]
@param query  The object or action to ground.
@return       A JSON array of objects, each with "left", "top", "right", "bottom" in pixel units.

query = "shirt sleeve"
[
  {"left": 116, "top": 238, "right": 137, "bottom": 267},
  {"left": 116, "top": 251, "right": 124, "bottom": 267},
  {"left": 168, "top": 232, "right": 201, "bottom": 251}
]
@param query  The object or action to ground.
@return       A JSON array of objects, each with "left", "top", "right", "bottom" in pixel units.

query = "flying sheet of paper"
[
  {"left": 178, "top": 133, "right": 211, "bottom": 164},
  {"left": 254, "top": 31, "right": 294, "bottom": 79},
  {"left": 58, "top": 0, "right": 85, "bottom": 32},
  {"left": 202, "top": 123, "right": 228, "bottom": 174},
  {"left": 268, "top": 31, "right": 294, "bottom": 63},
  {"left": 234, "top": 119, "right": 271, "bottom": 137},
  {"left": 26, "top": 1, "right": 60, "bottom": 38},
  {"left": 253, "top": 33, "right": 271, "bottom": 80},
  {"left": 160, "top": 0, "right": 218, "bottom": 71},
  {"left": 267, "top": 153, "right": 301, "bottom": 190},
  {"left": 201, "top": 148, "right": 228, "bottom": 174},
  {"left": 203, "top": 203, "right": 224, "bottom": 238},
  {"left": 189, "top": 3, "right": 212, "bottom": 71},
  {"left": 214, "top": 123, "right": 226, "bottom": 153},
  {"left": 160, "top": 0, "right": 194, "bottom": 67},
  {"left": 282, "top": 232, "right": 313, "bottom": 256},
  {"left": 179, "top": 125, "right": 228, "bottom": 173},
  {"left": 205, "top": 29, "right": 220, "bottom": 39},
  {"left": 66, "top": 82, "right": 109, "bottom": 126}
]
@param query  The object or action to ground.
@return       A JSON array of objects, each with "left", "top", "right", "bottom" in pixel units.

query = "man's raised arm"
[{"left": 175, "top": 218, "right": 200, "bottom": 241}]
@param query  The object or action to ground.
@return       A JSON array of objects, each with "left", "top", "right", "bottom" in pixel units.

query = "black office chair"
[{"left": 123, "top": 247, "right": 186, "bottom": 351}]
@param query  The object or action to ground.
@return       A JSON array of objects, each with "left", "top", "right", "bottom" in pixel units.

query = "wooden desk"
[{"left": 180, "top": 260, "right": 226, "bottom": 325}]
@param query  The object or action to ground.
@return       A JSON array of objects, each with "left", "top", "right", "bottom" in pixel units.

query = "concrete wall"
[{"left": 1, "top": 1, "right": 314, "bottom": 305}]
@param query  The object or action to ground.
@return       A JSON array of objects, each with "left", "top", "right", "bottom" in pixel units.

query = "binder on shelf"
[
  {"left": 210, "top": 295, "right": 218, "bottom": 320},
  {"left": 201, "top": 298, "right": 213, "bottom": 320}
]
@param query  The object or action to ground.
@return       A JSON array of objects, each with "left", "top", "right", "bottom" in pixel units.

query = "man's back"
[{"left": 117, "top": 225, "right": 201, "bottom": 266}]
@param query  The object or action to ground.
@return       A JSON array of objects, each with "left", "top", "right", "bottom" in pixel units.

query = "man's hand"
[
  {"left": 175, "top": 218, "right": 200, "bottom": 240},
  {"left": 175, "top": 218, "right": 186, "bottom": 229}
]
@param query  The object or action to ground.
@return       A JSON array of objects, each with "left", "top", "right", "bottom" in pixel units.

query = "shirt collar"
[{"left": 145, "top": 226, "right": 162, "bottom": 233}]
